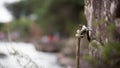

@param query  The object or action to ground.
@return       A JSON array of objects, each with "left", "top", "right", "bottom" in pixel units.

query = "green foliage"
[
  {"left": 86, "top": 42, "right": 120, "bottom": 68},
  {"left": 0, "top": 23, "right": 5, "bottom": 31},
  {"left": 83, "top": 54, "right": 95, "bottom": 63},
  {"left": 108, "top": 23, "right": 115, "bottom": 33},
  {"left": 91, "top": 42, "right": 99, "bottom": 49},
  {"left": 101, "top": 42, "right": 120, "bottom": 60},
  {"left": 6, "top": 0, "right": 85, "bottom": 37},
  {"left": 5, "top": 17, "right": 31, "bottom": 37}
]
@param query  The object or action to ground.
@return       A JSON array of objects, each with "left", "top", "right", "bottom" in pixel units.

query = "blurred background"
[
  {"left": 0, "top": 0, "right": 87, "bottom": 45},
  {"left": 0, "top": 0, "right": 89, "bottom": 68}
]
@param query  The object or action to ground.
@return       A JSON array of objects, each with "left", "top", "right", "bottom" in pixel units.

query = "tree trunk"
[
  {"left": 85, "top": 0, "right": 120, "bottom": 43},
  {"left": 84, "top": 0, "right": 120, "bottom": 56}
]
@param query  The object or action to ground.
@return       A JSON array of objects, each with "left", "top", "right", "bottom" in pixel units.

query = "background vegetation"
[{"left": 4, "top": 0, "right": 86, "bottom": 37}]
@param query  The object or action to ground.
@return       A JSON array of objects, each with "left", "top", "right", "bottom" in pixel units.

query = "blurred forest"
[
  {"left": 0, "top": 1, "right": 87, "bottom": 68},
  {"left": 1, "top": 0, "right": 86, "bottom": 39}
]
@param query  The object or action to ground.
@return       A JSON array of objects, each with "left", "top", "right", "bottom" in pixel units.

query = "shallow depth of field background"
[
  {"left": 0, "top": 0, "right": 86, "bottom": 68},
  {"left": 0, "top": 0, "right": 120, "bottom": 68}
]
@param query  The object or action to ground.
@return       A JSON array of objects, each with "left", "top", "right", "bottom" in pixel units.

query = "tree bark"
[
  {"left": 84, "top": 0, "right": 120, "bottom": 44},
  {"left": 84, "top": 0, "right": 120, "bottom": 56}
]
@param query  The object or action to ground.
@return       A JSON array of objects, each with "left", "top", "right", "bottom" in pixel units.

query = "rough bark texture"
[
  {"left": 84, "top": 0, "right": 120, "bottom": 56},
  {"left": 85, "top": 0, "right": 120, "bottom": 43}
]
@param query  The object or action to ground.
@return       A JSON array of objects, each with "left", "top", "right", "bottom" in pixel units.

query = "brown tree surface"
[
  {"left": 84, "top": 0, "right": 120, "bottom": 56},
  {"left": 85, "top": 0, "right": 120, "bottom": 43}
]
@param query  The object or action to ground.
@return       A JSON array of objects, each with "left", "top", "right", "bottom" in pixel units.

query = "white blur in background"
[{"left": 0, "top": 0, "right": 20, "bottom": 23}]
